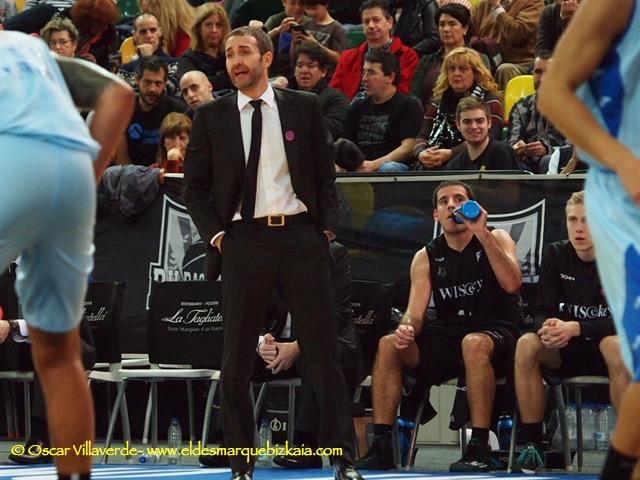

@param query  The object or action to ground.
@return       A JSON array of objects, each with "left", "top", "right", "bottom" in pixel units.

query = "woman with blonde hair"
[
  {"left": 177, "top": 3, "right": 232, "bottom": 91},
  {"left": 413, "top": 46, "right": 503, "bottom": 170},
  {"left": 156, "top": 112, "right": 192, "bottom": 173},
  {"left": 141, "top": 0, "right": 195, "bottom": 57}
]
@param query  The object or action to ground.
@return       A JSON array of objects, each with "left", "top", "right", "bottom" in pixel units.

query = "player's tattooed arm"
[
  {"left": 55, "top": 54, "right": 135, "bottom": 181},
  {"left": 55, "top": 55, "right": 129, "bottom": 111}
]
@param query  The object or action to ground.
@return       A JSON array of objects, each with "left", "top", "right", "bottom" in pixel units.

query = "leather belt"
[{"left": 243, "top": 212, "right": 310, "bottom": 227}]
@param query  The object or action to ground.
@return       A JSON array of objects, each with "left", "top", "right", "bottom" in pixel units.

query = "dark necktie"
[{"left": 241, "top": 99, "right": 263, "bottom": 220}]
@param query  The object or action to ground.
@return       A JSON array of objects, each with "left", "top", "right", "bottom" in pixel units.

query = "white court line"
[
  {"left": 12, "top": 472, "right": 187, "bottom": 480},
  {"left": 293, "top": 476, "right": 573, "bottom": 480}
]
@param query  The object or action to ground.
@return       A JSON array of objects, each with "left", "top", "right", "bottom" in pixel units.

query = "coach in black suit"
[{"left": 183, "top": 26, "right": 362, "bottom": 480}]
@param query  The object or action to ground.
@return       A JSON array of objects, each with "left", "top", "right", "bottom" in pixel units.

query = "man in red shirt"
[{"left": 330, "top": 0, "right": 418, "bottom": 101}]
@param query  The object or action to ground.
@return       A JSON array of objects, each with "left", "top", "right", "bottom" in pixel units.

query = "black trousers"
[{"left": 219, "top": 221, "right": 354, "bottom": 471}]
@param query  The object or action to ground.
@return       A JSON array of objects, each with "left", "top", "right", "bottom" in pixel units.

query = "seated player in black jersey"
[
  {"left": 356, "top": 180, "right": 522, "bottom": 473},
  {"left": 513, "top": 190, "right": 631, "bottom": 474}
]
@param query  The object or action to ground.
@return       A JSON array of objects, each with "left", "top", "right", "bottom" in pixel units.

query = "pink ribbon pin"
[{"left": 285, "top": 130, "right": 296, "bottom": 141}]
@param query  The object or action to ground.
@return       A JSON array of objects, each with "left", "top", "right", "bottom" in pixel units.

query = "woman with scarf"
[{"left": 412, "top": 46, "right": 503, "bottom": 171}]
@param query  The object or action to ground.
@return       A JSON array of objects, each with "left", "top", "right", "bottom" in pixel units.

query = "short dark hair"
[
  {"left": 364, "top": 50, "right": 400, "bottom": 86},
  {"left": 227, "top": 26, "right": 274, "bottom": 55},
  {"left": 360, "top": 0, "right": 392, "bottom": 18},
  {"left": 432, "top": 180, "right": 475, "bottom": 209},
  {"left": 136, "top": 55, "right": 168, "bottom": 80},
  {"left": 295, "top": 42, "right": 330, "bottom": 70},
  {"left": 302, "top": 0, "right": 329, "bottom": 6},
  {"left": 435, "top": 4, "right": 472, "bottom": 28},
  {"left": 536, "top": 51, "right": 553, "bottom": 62},
  {"left": 455, "top": 96, "right": 490, "bottom": 121}
]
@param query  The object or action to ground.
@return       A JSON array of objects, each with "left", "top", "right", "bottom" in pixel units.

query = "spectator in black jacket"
[
  {"left": 392, "top": 0, "right": 440, "bottom": 56},
  {"left": 535, "top": 0, "right": 581, "bottom": 57},
  {"left": 513, "top": 190, "right": 630, "bottom": 473},
  {"left": 177, "top": 3, "right": 233, "bottom": 92},
  {"left": 287, "top": 42, "right": 349, "bottom": 139}
]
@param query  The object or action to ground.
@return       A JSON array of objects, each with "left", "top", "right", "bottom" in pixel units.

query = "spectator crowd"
[{"left": 0, "top": 0, "right": 585, "bottom": 175}]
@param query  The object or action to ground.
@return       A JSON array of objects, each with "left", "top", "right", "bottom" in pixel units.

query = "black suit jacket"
[{"left": 183, "top": 87, "right": 338, "bottom": 278}]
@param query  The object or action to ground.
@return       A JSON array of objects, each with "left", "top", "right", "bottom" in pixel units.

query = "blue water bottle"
[
  {"left": 497, "top": 414, "right": 514, "bottom": 451},
  {"left": 397, "top": 418, "right": 416, "bottom": 466},
  {"left": 453, "top": 200, "right": 482, "bottom": 224}
]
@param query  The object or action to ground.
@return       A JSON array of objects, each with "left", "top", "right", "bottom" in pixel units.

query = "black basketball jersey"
[
  {"left": 534, "top": 240, "right": 614, "bottom": 339},
  {"left": 426, "top": 233, "right": 522, "bottom": 330}
]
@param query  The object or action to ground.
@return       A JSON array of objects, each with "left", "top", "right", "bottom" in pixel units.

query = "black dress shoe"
[
  {"left": 273, "top": 452, "right": 322, "bottom": 469},
  {"left": 334, "top": 460, "right": 364, "bottom": 480},
  {"left": 230, "top": 471, "right": 252, "bottom": 480},
  {"left": 199, "top": 452, "right": 230, "bottom": 467},
  {"left": 8, "top": 437, "right": 52, "bottom": 465}
]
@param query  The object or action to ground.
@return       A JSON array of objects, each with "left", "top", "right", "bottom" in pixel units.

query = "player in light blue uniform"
[
  {"left": 537, "top": 1, "right": 640, "bottom": 479},
  {"left": 0, "top": 31, "right": 134, "bottom": 478}
]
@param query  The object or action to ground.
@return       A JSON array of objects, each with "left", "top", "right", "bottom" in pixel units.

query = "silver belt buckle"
[{"left": 267, "top": 215, "right": 285, "bottom": 227}]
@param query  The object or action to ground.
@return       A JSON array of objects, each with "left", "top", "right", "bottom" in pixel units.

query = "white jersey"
[
  {"left": 576, "top": 1, "right": 640, "bottom": 171},
  {"left": 0, "top": 31, "right": 99, "bottom": 157}
]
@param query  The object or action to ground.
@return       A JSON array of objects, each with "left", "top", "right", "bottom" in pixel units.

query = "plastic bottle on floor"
[
  {"left": 581, "top": 404, "right": 597, "bottom": 450},
  {"left": 258, "top": 419, "right": 272, "bottom": 467},
  {"left": 167, "top": 418, "right": 182, "bottom": 465}
]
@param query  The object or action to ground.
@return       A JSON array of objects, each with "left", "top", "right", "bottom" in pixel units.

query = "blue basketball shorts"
[
  {"left": 586, "top": 169, "right": 640, "bottom": 381},
  {"left": 0, "top": 135, "right": 96, "bottom": 333}
]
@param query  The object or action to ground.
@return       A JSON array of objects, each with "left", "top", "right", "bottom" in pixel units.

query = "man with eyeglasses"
[
  {"left": 289, "top": 42, "right": 348, "bottom": 139},
  {"left": 40, "top": 16, "right": 78, "bottom": 58}
]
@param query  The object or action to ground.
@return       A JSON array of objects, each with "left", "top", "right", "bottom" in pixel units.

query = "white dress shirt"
[
  {"left": 235, "top": 85, "right": 307, "bottom": 220},
  {"left": 211, "top": 85, "right": 308, "bottom": 246}
]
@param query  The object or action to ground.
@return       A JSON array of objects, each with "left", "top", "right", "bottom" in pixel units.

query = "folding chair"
[
  {"left": 404, "top": 377, "right": 509, "bottom": 470},
  {"left": 507, "top": 375, "right": 610, "bottom": 472},
  {"left": 0, "top": 346, "right": 33, "bottom": 440},
  {"left": 251, "top": 377, "right": 302, "bottom": 446},
  {"left": 561, "top": 376, "right": 609, "bottom": 471},
  {"left": 102, "top": 281, "right": 223, "bottom": 462}
]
